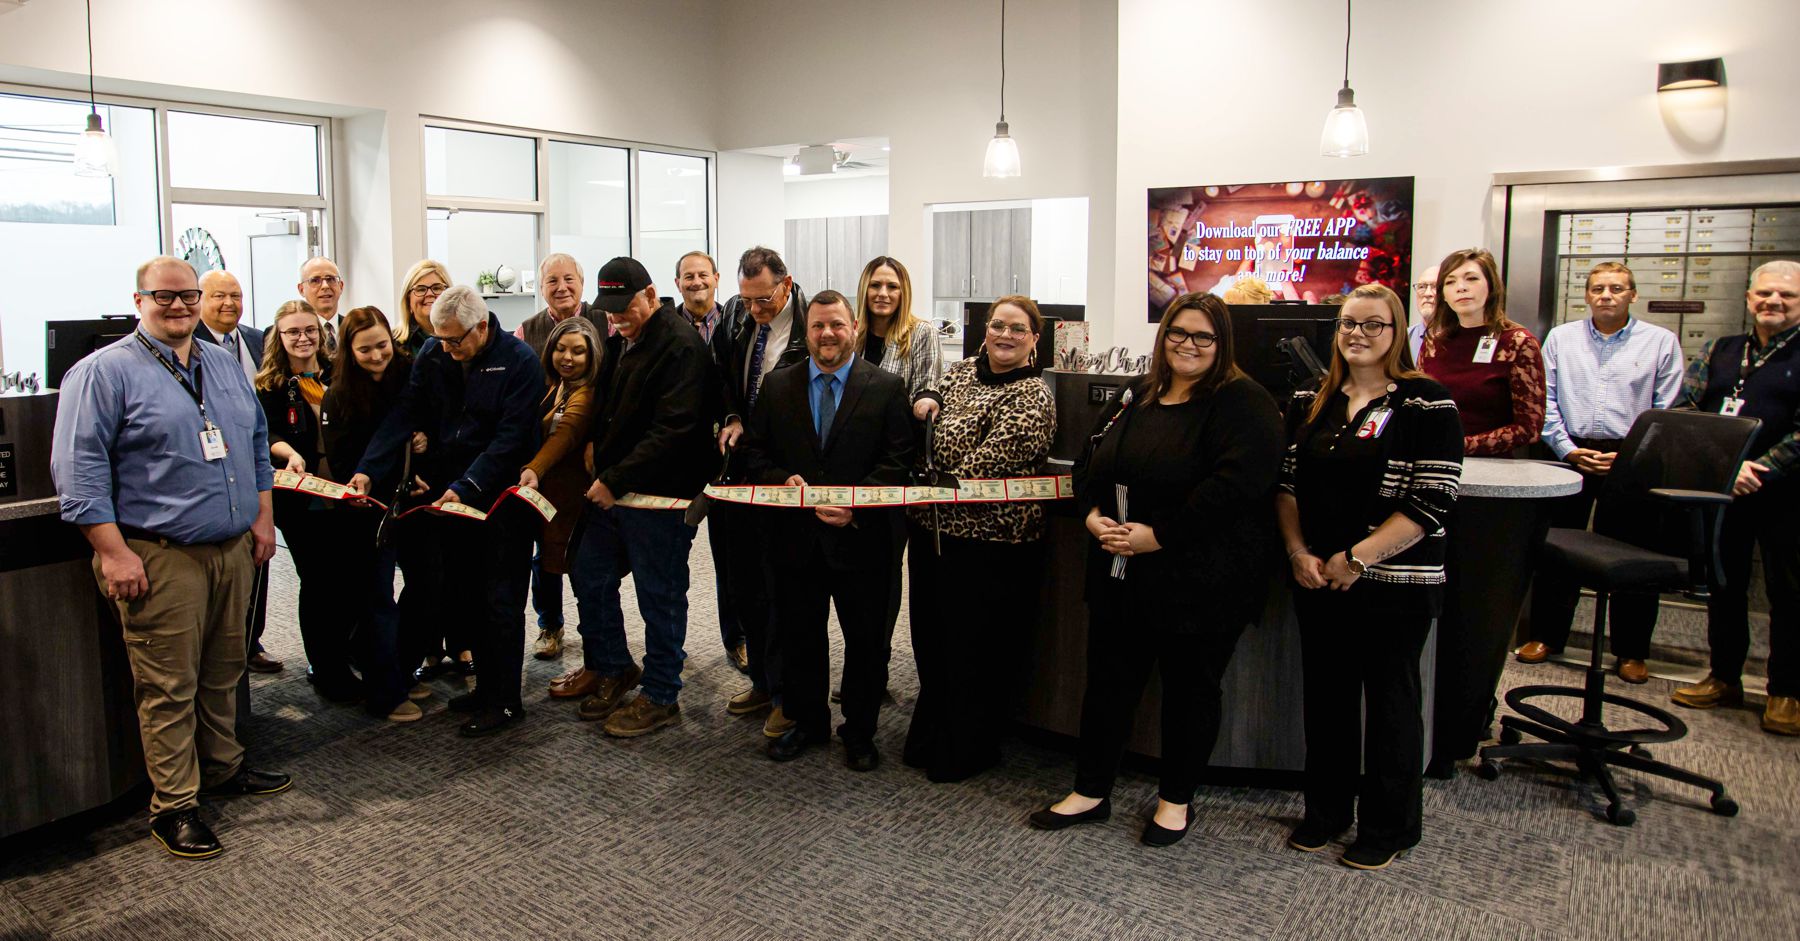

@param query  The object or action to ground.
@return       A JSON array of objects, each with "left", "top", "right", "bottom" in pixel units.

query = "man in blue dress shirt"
[
  {"left": 1518, "top": 261, "right": 1683, "bottom": 682},
  {"left": 50, "top": 256, "right": 288, "bottom": 860}
]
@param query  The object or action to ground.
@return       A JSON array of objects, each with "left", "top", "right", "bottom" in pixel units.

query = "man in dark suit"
[
  {"left": 193, "top": 270, "right": 281, "bottom": 674},
  {"left": 711, "top": 247, "right": 811, "bottom": 733},
  {"left": 740, "top": 289, "right": 914, "bottom": 771}
]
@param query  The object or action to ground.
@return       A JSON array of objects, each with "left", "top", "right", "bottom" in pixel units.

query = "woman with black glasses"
[
  {"left": 906, "top": 295, "right": 1054, "bottom": 783},
  {"left": 1028, "top": 292, "right": 1283, "bottom": 846},
  {"left": 1277, "top": 283, "right": 1463, "bottom": 870},
  {"left": 255, "top": 300, "right": 353, "bottom": 702}
]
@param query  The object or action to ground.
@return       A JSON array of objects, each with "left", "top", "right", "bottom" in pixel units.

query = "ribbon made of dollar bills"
[{"left": 612, "top": 475, "right": 1075, "bottom": 511}]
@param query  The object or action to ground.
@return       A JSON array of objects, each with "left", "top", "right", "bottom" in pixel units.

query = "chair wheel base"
[
  {"left": 1605, "top": 804, "right": 1637, "bottom": 827},
  {"left": 1712, "top": 795, "right": 1739, "bottom": 817},
  {"left": 1474, "top": 759, "right": 1501, "bottom": 781},
  {"left": 1499, "top": 726, "right": 1523, "bottom": 746},
  {"left": 1629, "top": 745, "right": 1653, "bottom": 759}
]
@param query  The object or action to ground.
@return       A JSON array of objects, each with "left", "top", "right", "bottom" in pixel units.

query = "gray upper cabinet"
[
  {"left": 786, "top": 213, "right": 890, "bottom": 294},
  {"left": 932, "top": 210, "right": 971, "bottom": 298},
  {"left": 783, "top": 217, "right": 828, "bottom": 294},
  {"left": 934, "top": 207, "right": 1030, "bottom": 300}
]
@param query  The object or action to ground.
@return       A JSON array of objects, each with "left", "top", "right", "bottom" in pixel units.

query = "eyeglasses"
[
  {"left": 279, "top": 325, "right": 321, "bottom": 340},
  {"left": 1412, "top": 281, "right": 1435, "bottom": 292},
  {"left": 409, "top": 282, "right": 448, "bottom": 297},
  {"left": 137, "top": 289, "right": 203, "bottom": 307},
  {"left": 438, "top": 323, "right": 482, "bottom": 350},
  {"left": 1165, "top": 327, "right": 1218, "bottom": 349},
  {"left": 986, "top": 320, "right": 1033, "bottom": 338},
  {"left": 743, "top": 281, "right": 788, "bottom": 308},
  {"left": 303, "top": 275, "right": 342, "bottom": 289},
  {"left": 1336, "top": 318, "right": 1394, "bottom": 337}
]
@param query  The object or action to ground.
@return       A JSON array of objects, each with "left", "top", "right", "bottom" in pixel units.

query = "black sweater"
[
  {"left": 1074, "top": 373, "right": 1285, "bottom": 633},
  {"left": 320, "top": 365, "right": 409, "bottom": 491},
  {"left": 1280, "top": 376, "right": 1464, "bottom": 602}
]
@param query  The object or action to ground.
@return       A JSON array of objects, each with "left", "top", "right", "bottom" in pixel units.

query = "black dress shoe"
[
  {"left": 201, "top": 768, "right": 291, "bottom": 798},
  {"left": 1027, "top": 798, "right": 1111, "bottom": 831},
  {"left": 448, "top": 691, "right": 485, "bottom": 713},
  {"left": 459, "top": 704, "right": 524, "bottom": 737},
  {"left": 150, "top": 809, "right": 222, "bottom": 859},
  {"left": 1141, "top": 805, "right": 1196, "bottom": 847},
  {"left": 767, "top": 728, "right": 823, "bottom": 762},
  {"left": 843, "top": 738, "right": 880, "bottom": 773},
  {"left": 454, "top": 656, "right": 477, "bottom": 677}
]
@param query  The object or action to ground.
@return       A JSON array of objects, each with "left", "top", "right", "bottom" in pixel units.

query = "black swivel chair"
[{"left": 1475, "top": 409, "right": 1761, "bottom": 826}]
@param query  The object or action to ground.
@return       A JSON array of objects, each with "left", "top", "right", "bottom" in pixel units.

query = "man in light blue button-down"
[
  {"left": 50, "top": 255, "right": 286, "bottom": 860},
  {"left": 1519, "top": 261, "right": 1683, "bottom": 682}
]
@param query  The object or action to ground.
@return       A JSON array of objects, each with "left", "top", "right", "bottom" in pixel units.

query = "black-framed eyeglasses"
[
  {"left": 303, "top": 275, "right": 343, "bottom": 289},
  {"left": 986, "top": 320, "right": 1032, "bottom": 338},
  {"left": 438, "top": 323, "right": 483, "bottom": 350},
  {"left": 1336, "top": 318, "right": 1394, "bottom": 337},
  {"left": 279, "top": 325, "right": 321, "bottom": 340},
  {"left": 137, "top": 289, "right": 202, "bottom": 307},
  {"left": 1165, "top": 327, "right": 1217, "bottom": 349},
  {"left": 409, "top": 282, "right": 448, "bottom": 297}
]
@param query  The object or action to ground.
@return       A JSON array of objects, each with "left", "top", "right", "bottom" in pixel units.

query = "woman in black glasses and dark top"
[
  {"left": 1277, "top": 283, "right": 1463, "bottom": 870},
  {"left": 1028, "top": 292, "right": 1283, "bottom": 846},
  {"left": 254, "top": 300, "right": 350, "bottom": 699},
  {"left": 320, "top": 306, "right": 426, "bottom": 722}
]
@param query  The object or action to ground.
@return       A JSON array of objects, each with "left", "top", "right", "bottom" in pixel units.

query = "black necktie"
[{"left": 816, "top": 373, "right": 838, "bottom": 444}]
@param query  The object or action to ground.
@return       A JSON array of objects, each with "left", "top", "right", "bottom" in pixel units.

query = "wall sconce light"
[{"left": 1657, "top": 58, "right": 1725, "bottom": 92}]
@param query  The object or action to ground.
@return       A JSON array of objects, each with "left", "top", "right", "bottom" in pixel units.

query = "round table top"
[{"left": 1461, "top": 457, "right": 1582, "bottom": 499}]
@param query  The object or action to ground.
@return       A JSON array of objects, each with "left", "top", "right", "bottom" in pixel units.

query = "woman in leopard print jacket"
[{"left": 903, "top": 295, "right": 1056, "bottom": 783}]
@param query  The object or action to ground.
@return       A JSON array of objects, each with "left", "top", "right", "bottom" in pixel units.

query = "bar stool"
[{"left": 1475, "top": 409, "right": 1761, "bottom": 826}]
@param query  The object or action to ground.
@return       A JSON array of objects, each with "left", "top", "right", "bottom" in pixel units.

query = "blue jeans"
[
  {"left": 569, "top": 504, "right": 697, "bottom": 705},
  {"left": 531, "top": 540, "right": 565, "bottom": 630}
]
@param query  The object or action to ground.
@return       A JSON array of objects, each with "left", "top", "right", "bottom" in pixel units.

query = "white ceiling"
[{"left": 737, "top": 136, "right": 889, "bottom": 182}]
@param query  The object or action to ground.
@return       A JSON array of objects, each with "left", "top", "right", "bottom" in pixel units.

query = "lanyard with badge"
[
  {"left": 1720, "top": 329, "right": 1797, "bottom": 416},
  {"left": 1472, "top": 333, "right": 1499, "bottom": 364},
  {"left": 137, "top": 331, "right": 228, "bottom": 461},
  {"left": 1355, "top": 385, "right": 1397, "bottom": 439}
]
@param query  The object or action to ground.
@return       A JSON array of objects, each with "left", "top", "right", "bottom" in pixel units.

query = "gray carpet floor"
[{"left": 3, "top": 522, "right": 1796, "bottom": 940}]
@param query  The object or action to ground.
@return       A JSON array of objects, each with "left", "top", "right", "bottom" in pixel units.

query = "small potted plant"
[{"left": 476, "top": 271, "right": 498, "bottom": 294}]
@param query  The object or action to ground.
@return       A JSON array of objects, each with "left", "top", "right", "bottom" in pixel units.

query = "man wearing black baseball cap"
[{"left": 560, "top": 256, "right": 720, "bottom": 738}]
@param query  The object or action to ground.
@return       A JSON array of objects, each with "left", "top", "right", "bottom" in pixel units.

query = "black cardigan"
[
  {"left": 320, "top": 365, "right": 409, "bottom": 490},
  {"left": 1073, "top": 373, "right": 1285, "bottom": 633},
  {"left": 1280, "top": 376, "right": 1464, "bottom": 594},
  {"left": 256, "top": 370, "right": 330, "bottom": 527}
]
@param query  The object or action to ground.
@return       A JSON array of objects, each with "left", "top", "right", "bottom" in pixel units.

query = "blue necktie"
[
  {"left": 816, "top": 374, "right": 838, "bottom": 444},
  {"left": 745, "top": 323, "right": 771, "bottom": 411}
]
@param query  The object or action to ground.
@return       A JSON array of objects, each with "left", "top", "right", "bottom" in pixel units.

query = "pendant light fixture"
[
  {"left": 981, "top": 0, "right": 1021, "bottom": 178},
  {"left": 72, "top": 0, "right": 120, "bottom": 178},
  {"left": 1318, "top": 0, "right": 1369, "bottom": 158}
]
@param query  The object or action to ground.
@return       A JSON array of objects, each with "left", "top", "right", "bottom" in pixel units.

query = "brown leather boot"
[
  {"left": 1762, "top": 696, "right": 1800, "bottom": 736},
  {"left": 1616, "top": 659, "right": 1649, "bottom": 684},
  {"left": 1515, "top": 641, "right": 1551, "bottom": 664}
]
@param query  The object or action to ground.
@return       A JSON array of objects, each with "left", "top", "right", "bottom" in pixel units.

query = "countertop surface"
[
  {"left": 1461, "top": 457, "right": 1582, "bottom": 499},
  {"left": 0, "top": 497, "right": 61, "bottom": 522}
]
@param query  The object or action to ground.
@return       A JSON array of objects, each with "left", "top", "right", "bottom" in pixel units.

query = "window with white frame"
[
  {"left": 0, "top": 86, "right": 332, "bottom": 381},
  {"left": 421, "top": 119, "right": 711, "bottom": 331}
]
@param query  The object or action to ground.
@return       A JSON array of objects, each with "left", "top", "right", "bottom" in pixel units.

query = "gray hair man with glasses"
[
  {"left": 297, "top": 257, "right": 346, "bottom": 356},
  {"left": 1406, "top": 263, "right": 1439, "bottom": 364},
  {"left": 50, "top": 255, "right": 288, "bottom": 860}
]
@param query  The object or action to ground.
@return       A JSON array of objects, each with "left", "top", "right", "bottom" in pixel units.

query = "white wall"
[
  {"left": 1111, "top": 0, "right": 1800, "bottom": 353},
  {"left": 783, "top": 175, "right": 890, "bottom": 220},
  {"left": 0, "top": 0, "right": 721, "bottom": 320},
  {"left": 1029, "top": 197, "right": 1089, "bottom": 306},
  {"left": 716, "top": 0, "right": 1117, "bottom": 340},
  {"left": 716, "top": 151, "right": 786, "bottom": 275}
]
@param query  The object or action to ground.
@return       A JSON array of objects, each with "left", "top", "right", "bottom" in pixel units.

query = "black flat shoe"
[
  {"left": 767, "top": 728, "right": 823, "bottom": 762},
  {"left": 1140, "top": 805, "right": 1196, "bottom": 847},
  {"left": 1027, "top": 798, "right": 1111, "bottom": 831},
  {"left": 200, "top": 768, "right": 291, "bottom": 798},
  {"left": 448, "top": 692, "right": 484, "bottom": 713},
  {"left": 459, "top": 704, "right": 524, "bottom": 738},
  {"left": 150, "top": 809, "right": 222, "bottom": 859},
  {"left": 843, "top": 738, "right": 880, "bottom": 773},
  {"left": 1340, "top": 842, "right": 1409, "bottom": 871}
]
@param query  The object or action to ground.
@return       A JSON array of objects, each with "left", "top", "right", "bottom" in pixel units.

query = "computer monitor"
[
  {"left": 1226, "top": 304, "right": 1337, "bottom": 410},
  {"left": 46, "top": 316, "right": 138, "bottom": 389}
]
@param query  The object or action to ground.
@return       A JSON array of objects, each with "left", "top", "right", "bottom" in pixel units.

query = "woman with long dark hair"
[
  {"left": 255, "top": 300, "right": 355, "bottom": 702},
  {"left": 1277, "top": 284, "right": 1463, "bottom": 870},
  {"left": 905, "top": 295, "right": 1054, "bottom": 782},
  {"left": 1418, "top": 248, "right": 1543, "bottom": 456},
  {"left": 1027, "top": 292, "right": 1284, "bottom": 846},
  {"left": 319, "top": 306, "right": 425, "bottom": 722}
]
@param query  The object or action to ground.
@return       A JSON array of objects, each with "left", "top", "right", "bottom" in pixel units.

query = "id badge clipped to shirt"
[
  {"left": 200, "top": 422, "right": 229, "bottom": 461},
  {"left": 1719, "top": 396, "right": 1745, "bottom": 417},
  {"left": 1356, "top": 406, "right": 1393, "bottom": 440},
  {"left": 1472, "top": 336, "right": 1498, "bottom": 364}
]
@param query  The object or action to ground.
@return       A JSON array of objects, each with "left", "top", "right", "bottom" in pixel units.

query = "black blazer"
[
  {"left": 740, "top": 356, "right": 915, "bottom": 559},
  {"left": 712, "top": 285, "right": 811, "bottom": 428}
]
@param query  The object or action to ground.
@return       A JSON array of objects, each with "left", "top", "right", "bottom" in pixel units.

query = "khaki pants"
[{"left": 96, "top": 532, "right": 253, "bottom": 816}]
